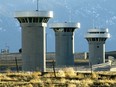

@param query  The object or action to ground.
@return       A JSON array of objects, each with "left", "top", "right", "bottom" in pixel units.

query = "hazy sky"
[{"left": 0, "top": 0, "right": 116, "bottom": 52}]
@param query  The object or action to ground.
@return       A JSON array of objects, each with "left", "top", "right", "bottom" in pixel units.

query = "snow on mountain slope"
[{"left": 0, "top": 0, "right": 115, "bottom": 52}]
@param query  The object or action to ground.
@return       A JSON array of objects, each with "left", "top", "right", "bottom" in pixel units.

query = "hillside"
[{"left": 0, "top": 0, "right": 116, "bottom": 52}]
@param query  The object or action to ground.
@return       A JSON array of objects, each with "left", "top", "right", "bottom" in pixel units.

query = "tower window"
[
  {"left": 97, "top": 46, "right": 99, "bottom": 48},
  {"left": 92, "top": 38, "right": 95, "bottom": 41}
]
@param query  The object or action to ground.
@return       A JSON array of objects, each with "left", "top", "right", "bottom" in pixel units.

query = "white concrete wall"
[
  {"left": 88, "top": 41, "right": 105, "bottom": 65},
  {"left": 21, "top": 23, "right": 46, "bottom": 72},
  {"left": 55, "top": 32, "right": 74, "bottom": 67}
]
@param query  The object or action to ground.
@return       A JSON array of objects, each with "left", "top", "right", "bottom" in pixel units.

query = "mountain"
[{"left": 0, "top": 0, "right": 115, "bottom": 52}]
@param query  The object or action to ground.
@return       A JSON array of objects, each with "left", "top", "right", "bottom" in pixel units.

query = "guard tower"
[
  {"left": 50, "top": 22, "right": 80, "bottom": 67},
  {"left": 85, "top": 28, "right": 110, "bottom": 65},
  {"left": 15, "top": 11, "right": 53, "bottom": 72}
]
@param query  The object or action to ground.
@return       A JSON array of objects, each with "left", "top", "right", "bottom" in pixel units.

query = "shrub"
[
  {"left": 60, "top": 78, "right": 66, "bottom": 84},
  {"left": 26, "top": 84, "right": 33, "bottom": 87},
  {"left": 57, "top": 70, "right": 65, "bottom": 77},
  {"left": 32, "top": 72, "right": 41, "bottom": 77},
  {"left": 63, "top": 68, "right": 76, "bottom": 78},
  {"left": 67, "top": 84, "right": 76, "bottom": 87},
  {"left": 91, "top": 72, "right": 99, "bottom": 79},
  {"left": 77, "top": 73, "right": 84, "bottom": 79},
  {"left": 30, "top": 79, "right": 42, "bottom": 83},
  {"left": 45, "top": 78, "right": 52, "bottom": 83}
]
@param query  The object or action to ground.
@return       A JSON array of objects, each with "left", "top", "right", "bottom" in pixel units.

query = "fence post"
[{"left": 15, "top": 57, "right": 19, "bottom": 72}]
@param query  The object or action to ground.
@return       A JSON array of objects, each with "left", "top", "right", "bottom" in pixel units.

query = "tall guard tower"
[
  {"left": 85, "top": 28, "right": 110, "bottom": 65},
  {"left": 15, "top": 11, "right": 53, "bottom": 72},
  {"left": 50, "top": 22, "right": 80, "bottom": 67}
]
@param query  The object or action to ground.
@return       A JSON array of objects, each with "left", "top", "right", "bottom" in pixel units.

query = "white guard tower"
[
  {"left": 50, "top": 22, "right": 80, "bottom": 67},
  {"left": 85, "top": 28, "right": 110, "bottom": 65},
  {"left": 15, "top": 11, "right": 53, "bottom": 72}
]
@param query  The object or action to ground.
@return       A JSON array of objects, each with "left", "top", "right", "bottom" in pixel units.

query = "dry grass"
[
  {"left": 57, "top": 70, "right": 65, "bottom": 77},
  {"left": 91, "top": 72, "right": 99, "bottom": 79},
  {"left": 63, "top": 68, "right": 77, "bottom": 78},
  {"left": 0, "top": 68, "right": 115, "bottom": 87}
]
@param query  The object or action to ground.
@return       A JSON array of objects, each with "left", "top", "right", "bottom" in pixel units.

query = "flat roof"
[
  {"left": 85, "top": 33, "right": 110, "bottom": 38},
  {"left": 14, "top": 11, "right": 53, "bottom": 18},
  {"left": 88, "top": 28, "right": 109, "bottom": 33},
  {"left": 49, "top": 22, "right": 80, "bottom": 29},
  {"left": 85, "top": 28, "right": 110, "bottom": 38}
]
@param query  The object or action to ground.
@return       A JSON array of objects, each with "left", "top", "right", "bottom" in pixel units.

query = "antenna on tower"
[
  {"left": 36, "top": 0, "right": 39, "bottom": 11},
  {"left": 92, "top": 11, "right": 95, "bottom": 28},
  {"left": 64, "top": 0, "right": 72, "bottom": 22}
]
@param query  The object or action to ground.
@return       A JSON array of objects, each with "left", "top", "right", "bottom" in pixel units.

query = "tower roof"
[
  {"left": 88, "top": 28, "right": 109, "bottom": 33},
  {"left": 49, "top": 22, "right": 80, "bottom": 29},
  {"left": 14, "top": 11, "right": 53, "bottom": 18},
  {"left": 85, "top": 28, "right": 110, "bottom": 38}
]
